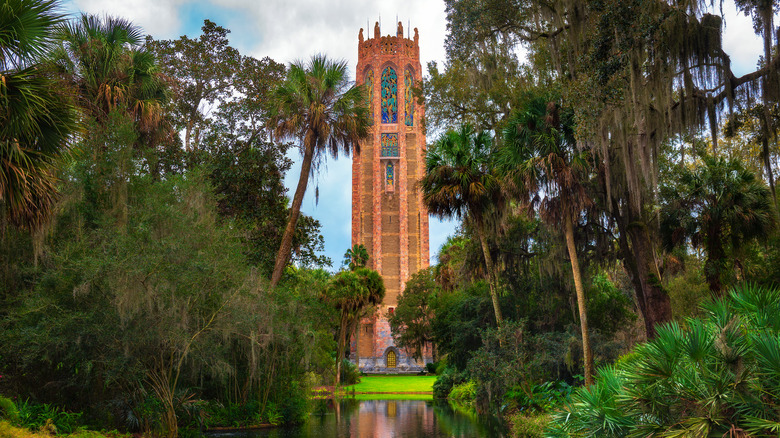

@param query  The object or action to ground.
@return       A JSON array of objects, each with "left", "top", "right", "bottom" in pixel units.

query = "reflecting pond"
[{"left": 205, "top": 399, "right": 507, "bottom": 437}]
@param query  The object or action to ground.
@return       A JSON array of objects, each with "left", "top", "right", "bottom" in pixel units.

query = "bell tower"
[{"left": 351, "top": 21, "right": 430, "bottom": 371}]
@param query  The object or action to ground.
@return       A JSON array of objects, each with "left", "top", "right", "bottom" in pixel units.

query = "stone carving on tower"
[{"left": 351, "top": 21, "right": 431, "bottom": 372}]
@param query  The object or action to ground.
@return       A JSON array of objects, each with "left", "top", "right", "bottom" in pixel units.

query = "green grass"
[
  {"left": 349, "top": 393, "right": 433, "bottom": 401},
  {"left": 343, "top": 375, "right": 436, "bottom": 394}
]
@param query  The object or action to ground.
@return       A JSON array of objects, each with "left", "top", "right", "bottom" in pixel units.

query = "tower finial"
[
  {"left": 374, "top": 21, "right": 380, "bottom": 39},
  {"left": 397, "top": 21, "right": 403, "bottom": 38},
  {"left": 359, "top": 28, "right": 364, "bottom": 44}
]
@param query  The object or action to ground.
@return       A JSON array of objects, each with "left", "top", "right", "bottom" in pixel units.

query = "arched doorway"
[{"left": 386, "top": 350, "right": 397, "bottom": 368}]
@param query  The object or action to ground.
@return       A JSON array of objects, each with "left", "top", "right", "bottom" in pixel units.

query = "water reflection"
[{"left": 206, "top": 399, "right": 506, "bottom": 438}]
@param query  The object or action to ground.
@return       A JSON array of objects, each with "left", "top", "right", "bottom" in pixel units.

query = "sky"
[{"left": 61, "top": 0, "right": 764, "bottom": 269}]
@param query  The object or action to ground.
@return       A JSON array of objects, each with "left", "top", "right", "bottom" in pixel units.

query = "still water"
[{"left": 206, "top": 399, "right": 507, "bottom": 438}]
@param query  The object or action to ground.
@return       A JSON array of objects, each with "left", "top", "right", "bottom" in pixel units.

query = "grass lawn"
[
  {"left": 350, "top": 393, "right": 433, "bottom": 401},
  {"left": 343, "top": 375, "right": 436, "bottom": 394}
]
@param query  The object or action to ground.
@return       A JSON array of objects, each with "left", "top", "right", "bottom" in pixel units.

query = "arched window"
[
  {"left": 381, "top": 66, "right": 397, "bottom": 123},
  {"left": 365, "top": 69, "right": 374, "bottom": 125},
  {"left": 386, "top": 350, "right": 397, "bottom": 368},
  {"left": 404, "top": 69, "right": 414, "bottom": 126}
]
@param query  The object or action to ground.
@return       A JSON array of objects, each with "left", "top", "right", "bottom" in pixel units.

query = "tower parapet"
[{"left": 358, "top": 22, "right": 419, "bottom": 59}]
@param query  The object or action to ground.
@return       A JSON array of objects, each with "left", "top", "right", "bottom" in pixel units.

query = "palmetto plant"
[
  {"left": 0, "top": 0, "right": 78, "bottom": 228},
  {"left": 548, "top": 283, "right": 780, "bottom": 437}
]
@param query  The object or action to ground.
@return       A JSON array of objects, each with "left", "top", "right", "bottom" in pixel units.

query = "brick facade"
[{"left": 350, "top": 22, "right": 431, "bottom": 372}]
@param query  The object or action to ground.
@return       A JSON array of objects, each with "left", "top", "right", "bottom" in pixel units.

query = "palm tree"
[
  {"left": 661, "top": 154, "right": 776, "bottom": 294},
  {"left": 323, "top": 266, "right": 385, "bottom": 386},
  {"left": 343, "top": 243, "right": 369, "bottom": 271},
  {"left": 51, "top": 14, "right": 166, "bottom": 131},
  {"left": 269, "top": 54, "right": 370, "bottom": 286},
  {"left": 0, "top": 0, "right": 78, "bottom": 228},
  {"left": 420, "top": 124, "right": 506, "bottom": 327},
  {"left": 499, "top": 94, "right": 594, "bottom": 385}
]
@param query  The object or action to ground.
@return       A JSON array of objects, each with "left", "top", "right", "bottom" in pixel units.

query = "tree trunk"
[
  {"left": 705, "top": 224, "right": 724, "bottom": 295},
  {"left": 563, "top": 216, "right": 594, "bottom": 386},
  {"left": 613, "top": 200, "right": 672, "bottom": 339},
  {"left": 476, "top": 223, "right": 503, "bottom": 326},
  {"left": 760, "top": 10, "right": 778, "bottom": 210},
  {"left": 335, "top": 311, "right": 348, "bottom": 387},
  {"left": 270, "top": 144, "right": 315, "bottom": 287}
]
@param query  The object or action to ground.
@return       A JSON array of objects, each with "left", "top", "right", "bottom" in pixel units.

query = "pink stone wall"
[{"left": 351, "top": 22, "right": 432, "bottom": 371}]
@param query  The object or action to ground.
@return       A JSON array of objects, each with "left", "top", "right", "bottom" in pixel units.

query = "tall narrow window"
[
  {"left": 385, "top": 162, "right": 394, "bottom": 190},
  {"left": 387, "top": 350, "right": 397, "bottom": 368},
  {"left": 404, "top": 69, "right": 414, "bottom": 126},
  {"left": 365, "top": 69, "right": 374, "bottom": 125},
  {"left": 381, "top": 66, "right": 397, "bottom": 123}
]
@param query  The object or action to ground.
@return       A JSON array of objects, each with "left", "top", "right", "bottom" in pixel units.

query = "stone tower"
[{"left": 351, "top": 21, "right": 430, "bottom": 372}]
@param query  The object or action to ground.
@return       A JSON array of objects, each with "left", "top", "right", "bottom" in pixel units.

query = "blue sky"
[{"left": 61, "top": 0, "right": 764, "bottom": 269}]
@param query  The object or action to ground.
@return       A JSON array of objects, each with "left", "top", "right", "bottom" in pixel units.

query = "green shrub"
[
  {"left": 509, "top": 413, "right": 549, "bottom": 438},
  {"left": 278, "top": 381, "right": 309, "bottom": 425},
  {"left": 425, "top": 361, "right": 438, "bottom": 374},
  {"left": 432, "top": 367, "right": 464, "bottom": 399},
  {"left": 340, "top": 359, "right": 360, "bottom": 386},
  {"left": 549, "top": 284, "right": 780, "bottom": 437},
  {"left": 16, "top": 400, "right": 82, "bottom": 434},
  {"left": 505, "top": 381, "right": 573, "bottom": 414},
  {"left": 0, "top": 396, "right": 19, "bottom": 423},
  {"left": 666, "top": 267, "right": 710, "bottom": 320},
  {"left": 448, "top": 381, "right": 476, "bottom": 408}
]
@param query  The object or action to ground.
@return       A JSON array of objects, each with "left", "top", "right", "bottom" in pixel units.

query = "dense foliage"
[{"left": 549, "top": 284, "right": 780, "bottom": 437}]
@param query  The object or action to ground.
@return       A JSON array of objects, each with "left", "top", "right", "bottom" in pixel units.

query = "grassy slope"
[
  {"left": 344, "top": 375, "right": 436, "bottom": 394},
  {"left": 0, "top": 421, "right": 130, "bottom": 438}
]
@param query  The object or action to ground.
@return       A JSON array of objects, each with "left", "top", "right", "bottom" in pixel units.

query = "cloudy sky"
[{"left": 61, "top": 0, "right": 763, "bottom": 269}]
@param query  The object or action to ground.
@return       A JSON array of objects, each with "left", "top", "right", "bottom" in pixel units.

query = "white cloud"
[
  {"left": 719, "top": 0, "right": 763, "bottom": 76},
  {"left": 71, "top": 0, "right": 189, "bottom": 38}
]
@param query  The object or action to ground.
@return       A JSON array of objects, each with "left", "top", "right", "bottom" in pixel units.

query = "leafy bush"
[
  {"left": 432, "top": 367, "right": 465, "bottom": 399},
  {"left": 509, "top": 413, "right": 549, "bottom": 438},
  {"left": 587, "top": 273, "right": 636, "bottom": 333},
  {"left": 505, "top": 381, "right": 573, "bottom": 414},
  {"left": 16, "top": 400, "right": 82, "bottom": 434},
  {"left": 339, "top": 359, "right": 360, "bottom": 386},
  {"left": 549, "top": 284, "right": 780, "bottom": 437},
  {"left": 426, "top": 361, "right": 438, "bottom": 374},
  {"left": 448, "top": 381, "right": 476, "bottom": 408},
  {"left": 0, "top": 396, "right": 19, "bottom": 423},
  {"left": 277, "top": 381, "right": 309, "bottom": 425}
]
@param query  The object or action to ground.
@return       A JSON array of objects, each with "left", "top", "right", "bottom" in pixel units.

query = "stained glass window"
[
  {"left": 381, "top": 66, "right": 397, "bottom": 123},
  {"left": 365, "top": 69, "right": 374, "bottom": 125},
  {"left": 387, "top": 350, "right": 397, "bottom": 367},
  {"left": 385, "top": 162, "right": 394, "bottom": 189},
  {"left": 404, "top": 69, "right": 414, "bottom": 126},
  {"left": 380, "top": 133, "right": 399, "bottom": 157}
]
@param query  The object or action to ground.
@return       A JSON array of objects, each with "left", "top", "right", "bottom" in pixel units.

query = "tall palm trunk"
[
  {"left": 270, "top": 143, "right": 314, "bottom": 286},
  {"left": 476, "top": 223, "right": 503, "bottom": 326},
  {"left": 335, "top": 310, "right": 349, "bottom": 386},
  {"left": 563, "top": 216, "right": 593, "bottom": 386}
]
